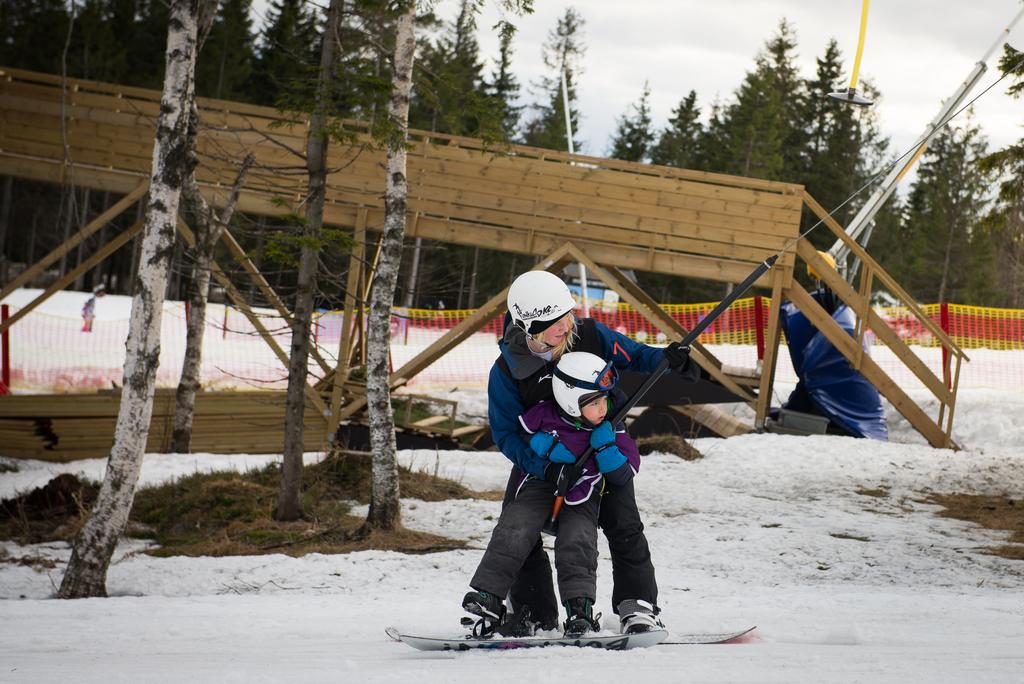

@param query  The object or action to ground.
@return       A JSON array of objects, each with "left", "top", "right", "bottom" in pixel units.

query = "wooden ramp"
[
  {"left": 0, "top": 67, "right": 967, "bottom": 450},
  {"left": 0, "top": 391, "right": 327, "bottom": 461}
]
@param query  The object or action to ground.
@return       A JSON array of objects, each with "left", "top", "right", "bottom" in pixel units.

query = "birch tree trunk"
[
  {"left": 172, "top": 153, "right": 252, "bottom": 452},
  {"left": 58, "top": 0, "right": 203, "bottom": 599},
  {"left": 363, "top": 1, "right": 417, "bottom": 532},
  {"left": 276, "top": 0, "right": 343, "bottom": 521}
]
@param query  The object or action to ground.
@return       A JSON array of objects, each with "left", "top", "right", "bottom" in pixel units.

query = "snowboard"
[
  {"left": 385, "top": 626, "right": 668, "bottom": 651},
  {"left": 659, "top": 626, "right": 756, "bottom": 645}
]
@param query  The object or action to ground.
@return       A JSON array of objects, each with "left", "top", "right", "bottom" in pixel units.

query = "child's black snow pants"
[
  {"left": 471, "top": 478, "right": 600, "bottom": 605},
  {"left": 503, "top": 466, "right": 658, "bottom": 627}
]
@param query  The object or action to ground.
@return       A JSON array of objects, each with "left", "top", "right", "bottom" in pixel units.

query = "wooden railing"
[{"left": 798, "top": 191, "right": 967, "bottom": 448}]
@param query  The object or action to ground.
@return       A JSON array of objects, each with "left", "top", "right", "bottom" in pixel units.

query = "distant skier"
[
  {"left": 81, "top": 284, "right": 105, "bottom": 333},
  {"left": 485, "top": 270, "right": 698, "bottom": 636},
  {"left": 463, "top": 351, "right": 642, "bottom": 638}
]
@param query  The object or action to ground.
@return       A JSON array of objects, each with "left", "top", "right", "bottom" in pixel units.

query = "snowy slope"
[{"left": 1, "top": 394, "right": 1023, "bottom": 682}]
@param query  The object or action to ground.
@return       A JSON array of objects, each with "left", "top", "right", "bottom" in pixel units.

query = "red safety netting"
[{"left": 1, "top": 295, "right": 1022, "bottom": 395}]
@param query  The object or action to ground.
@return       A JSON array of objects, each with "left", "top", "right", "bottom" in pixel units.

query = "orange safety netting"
[
  {"left": 1, "top": 298, "right": 1022, "bottom": 395},
  {"left": 879, "top": 303, "right": 1024, "bottom": 351}
]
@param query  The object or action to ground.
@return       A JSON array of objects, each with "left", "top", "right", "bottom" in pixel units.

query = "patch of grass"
[
  {"left": 928, "top": 493, "right": 1024, "bottom": 561},
  {"left": 829, "top": 532, "right": 871, "bottom": 542},
  {"left": 0, "top": 547, "right": 59, "bottom": 570},
  {"left": 0, "top": 473, "right": 98, "bottom": 543},
  {"left": 856, "top": 486, "right": 890, "bottom": 498},
  {"left": 1, "top": 452, "right": 493, "bottom": 557},
  {"left": 635, "top": 434, "right": 703, "bottom": 461}
]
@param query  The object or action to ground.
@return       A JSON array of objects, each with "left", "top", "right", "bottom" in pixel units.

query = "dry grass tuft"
[
  {"left": 635, "top": 434, "right": 703, "bottom": 461},
  {"left": 928, "top": 493, "right": 1024, "bottom": 561},
  {"left": 0, "top": 451, "right": 493, "bottom": 557}
]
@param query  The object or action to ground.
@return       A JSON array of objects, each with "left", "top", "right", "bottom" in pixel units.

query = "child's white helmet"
[
  {"left": 507, "top": 271, "right": 576, "bottom": 334},
  {"left": 552, "top": 351, "right": 618, "bottom": 418}
]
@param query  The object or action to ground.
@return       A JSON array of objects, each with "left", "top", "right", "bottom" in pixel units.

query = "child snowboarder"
[
  {"left": 462, "top": 351, "right": 642, "bottom": 638},
  {"left": 81, "top": 284, "right": 105, "bottom": 332}
]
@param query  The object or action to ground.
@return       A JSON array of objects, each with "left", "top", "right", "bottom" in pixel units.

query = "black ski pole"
[{"left": 542, "top": 254, "right": 779, "bottom": 535}]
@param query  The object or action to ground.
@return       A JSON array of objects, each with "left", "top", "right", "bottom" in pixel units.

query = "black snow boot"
[
  {"left": 562, "top": 597, "right": 601, "bottom": 637},
  {"left": 494, "top": 605, "right": 540, "bottom": 638},
  {"left": 462, "top": 590, "right": 506, "bottom": 637}
]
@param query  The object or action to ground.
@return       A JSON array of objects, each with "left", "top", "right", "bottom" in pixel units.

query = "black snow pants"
[
  {"left": 471, "top": 478, "right": 600, "bottom": 604},
  {"left": 502, "top": 465, "right": 658, "bottom": 628}
]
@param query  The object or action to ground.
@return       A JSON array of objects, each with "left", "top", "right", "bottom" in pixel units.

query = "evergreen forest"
[{"left": 1, "top": 1, "right": 1022, "bottom": 308}]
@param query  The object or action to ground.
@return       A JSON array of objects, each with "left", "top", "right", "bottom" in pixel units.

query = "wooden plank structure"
[
  {"left": 0, "top": 67, "right": 968, "bottom": 455},
  {"left": 0, "top": 390, "right": 326, "bottom": 461}
]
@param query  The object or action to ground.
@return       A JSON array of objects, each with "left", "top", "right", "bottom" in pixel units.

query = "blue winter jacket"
[{"left": 488, "top": 317, "right": 668, "bottom": 478}]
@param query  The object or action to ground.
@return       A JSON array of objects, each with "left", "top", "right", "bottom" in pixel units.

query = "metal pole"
[
  {"left": 831, "top": 6, "right": 1024, "bottom": 277},
  {"left": 561, "top": 64, "right": 591, "bottom": 316},
  {"left": 544, "top": 254, "right": 779, "bottom": 533}
]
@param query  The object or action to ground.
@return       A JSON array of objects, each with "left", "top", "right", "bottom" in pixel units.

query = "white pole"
[
  {"left": 560, "top": 65, "right": 575, "bottom": 156},
  {"left": 561, "top": 64, "right": 589, "bottom": 316}
]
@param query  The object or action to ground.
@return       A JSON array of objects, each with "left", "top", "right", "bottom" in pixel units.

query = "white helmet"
[
  {"left": 507, "top": 271, "right": 576, "bottom": 335},
  {"left": 552, "top": 351, "right": 618, "bottom": 419}
]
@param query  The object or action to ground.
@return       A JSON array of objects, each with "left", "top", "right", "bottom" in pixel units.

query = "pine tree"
[
  {"left": 766, "top": 20, "right": 808, "bottom": 181},
  {"left": 128, "top": 0, "right": 173, "bottom": 89},
  {"left": 486, "top": 29, "right": 523, "bottom": 138},
  {"left": 197, "top": 0, "right": 256, "bottom": 101},
  {"left": 249, "top": 0, "right": 319, "bottom": 107},
  {"left": 329, "top": 0, "right": 400, "bottom": 122},
  {"left": 68, "top": 0, "right": 128, "bottom": 82},
  {"left": 609, "top": 81, "right": 654, "bottom": 162},
  {"left": 801, "top": 40, "right": 875, "bottom": 247},
  {"left": 2, "top": 0, "right": 70, "bottom": 74},
  {"left": 701, "top": 20, "right": 804, "bottom": 181},
  {"left": 409, "top": 0, "right": 491, "bottom": 137},
  {"left": 976, "top": 45, "right": 1024, "bottom": 307},
  {"left": 522, "top": 7, "right": 585, "bottom": 152},
  {"left": 650, "top": 90, "right": 701, "bottom": 168},
  {"left": 898, "top": 119, "right": 990, "bottom": 303},
  {"left": 696, "top": 98, "right": 728, "bottom": 171}
]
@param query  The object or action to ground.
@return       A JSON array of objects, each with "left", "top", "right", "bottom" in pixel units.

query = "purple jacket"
[{"left": 517, "top": 401, "right": 641, "bottom": 505}]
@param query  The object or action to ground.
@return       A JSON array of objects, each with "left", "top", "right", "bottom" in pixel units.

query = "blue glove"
[
  {"left": 530, "top": 432, "right": 575, "bottom": 464},
  {"left": 595, "top": 444, "right": 627, "bottom": 474},
  {"left": 588, "top": 421, "right": 616, "bottom": 450}
]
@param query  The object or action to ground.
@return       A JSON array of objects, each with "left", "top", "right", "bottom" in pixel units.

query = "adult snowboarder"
[
  {"left": 487, "top": 270, "right": 698, "bottom": 635},
  {"left": 465, "top": 351, "right": 642, "bottom": 638}
]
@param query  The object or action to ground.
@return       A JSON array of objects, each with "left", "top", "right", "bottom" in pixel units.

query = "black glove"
[{"left": 664, "top": 341, "right": 692, "bottom": 374}]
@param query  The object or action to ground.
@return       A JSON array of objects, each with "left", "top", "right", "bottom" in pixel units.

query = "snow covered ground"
[{"left": 1, "top": 389, "right": 1023, "bottom": 682}]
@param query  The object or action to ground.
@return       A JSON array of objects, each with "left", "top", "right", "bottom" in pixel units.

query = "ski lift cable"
[
  {"left": 780, "top": 45, "right": 1024, "bottom": 266},
  {"left": 833, "top": 5, "right": 1024, "bottom": 278}
]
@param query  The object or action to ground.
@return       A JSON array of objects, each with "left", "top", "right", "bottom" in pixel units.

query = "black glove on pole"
[
  {"left": 543, "top": 254, "right": 778, "bottom": 535},
  {"left": 663, "top": 341, "right": 691, "bottom": 373}
]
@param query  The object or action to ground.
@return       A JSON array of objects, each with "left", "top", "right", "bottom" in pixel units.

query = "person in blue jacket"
[{"left": 486, "top": 269, "right": 698, "bottom": 636}]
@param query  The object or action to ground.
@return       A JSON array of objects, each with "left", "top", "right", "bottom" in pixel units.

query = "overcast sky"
[
  {"left": 252, "top": 1, "right": 1024, "bottom": 180},
  {"left": 427, "top": 0, "right": 1024, "bottom": 171}
]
